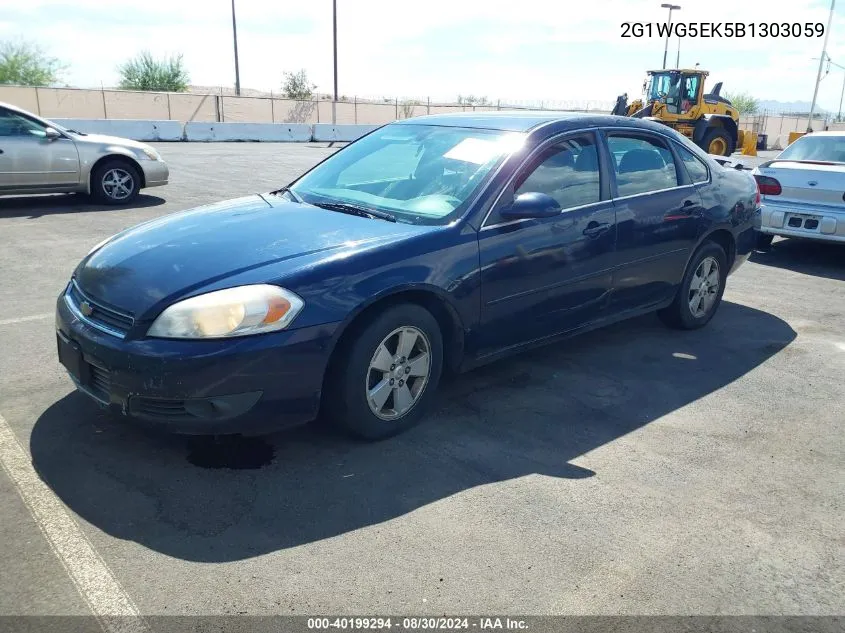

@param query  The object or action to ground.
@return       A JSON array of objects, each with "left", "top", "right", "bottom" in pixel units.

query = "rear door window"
[
  {"left": 676, "top": 144, "right": 710, "bottom": 183},
  {"left": 607, "top": 133, "right": 679, "bottom": 197}
]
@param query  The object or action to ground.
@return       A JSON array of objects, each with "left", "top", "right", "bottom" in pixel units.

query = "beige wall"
[
  {"left": 169, "top": 93, "right": 217, "bottom": 122},
  {"left": 37, "top": 88, "right": 107, "bottom": 118},
  {"left": 4, "top": 85, "right": 737, "bottom": 128},
  {"left": 0, "top": 86, "right": 39, "bottom": 113},
  {"left": 221, "top": 96, "right": 272, "bottom": 122},
  {"left": 104, "top": 90, "right": 168, "bottom": 119}
]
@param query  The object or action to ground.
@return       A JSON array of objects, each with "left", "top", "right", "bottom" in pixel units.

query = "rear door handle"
[{"left": 583, "top": 221, "right": 611, "bottom": 237}]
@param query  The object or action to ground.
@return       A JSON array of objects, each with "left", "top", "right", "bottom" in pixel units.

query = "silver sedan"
[
  {"left": 0, "top": 101, "right": 168, "bottom": 204},
  {"left": 753, "top": 131, "right": 845, "bottom": 247}
]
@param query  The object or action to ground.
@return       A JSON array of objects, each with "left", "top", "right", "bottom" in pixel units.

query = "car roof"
[
  {"left": 392, "top": 111, "right": 672, "bottom": 134},
  {"left": 797, "top": 130, "right": 845, "bottom": 137}
]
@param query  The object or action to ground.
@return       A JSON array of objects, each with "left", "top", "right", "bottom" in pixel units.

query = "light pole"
[
  {"left": 661, "top": 4, "right": 681, "bottom": 70},
  {"left": 808, "top": 0, "right": 835, "bottom": 131},
  {"left": 676, "top": 35, "right": 681, "bottom": 67},
  {"left": 816, "top": 56, "right": 845, "bottom": 121},
  {"left": 332, "top": 0, "right": 338, "bottom": 124},
  {"left": 231, "top": 0, "right": 241, "bottom": 96}
]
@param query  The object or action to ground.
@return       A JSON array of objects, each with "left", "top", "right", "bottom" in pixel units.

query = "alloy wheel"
[
  {"left": 366, "top": 326, "right": 431, "bottom": 420},
  {"left": 102, "top": 168, "right": 135, "bottom": 201},
  {"left": 688, "top": 256, "right": 720, "bottom": 318}
]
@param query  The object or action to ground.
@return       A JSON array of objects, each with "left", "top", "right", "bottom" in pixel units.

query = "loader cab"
[{"left": 645, "top": 70, "right": 705, "bottom": 116}]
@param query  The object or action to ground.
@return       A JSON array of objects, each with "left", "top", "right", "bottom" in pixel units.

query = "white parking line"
[
  {"left": 0, "top": 412, "right": 149, "bottom": 633},
  {"left": 0, "top": 313, "right": 52, "bottom": 326}
]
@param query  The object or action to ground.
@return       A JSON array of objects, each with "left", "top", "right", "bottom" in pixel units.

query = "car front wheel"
[
  {"left": 91, "top": 160, "right": 141, "bottom": 204},
  {"left": 325, "top": 303, "right": 443, "bottom": 440},
  {"left": 659, "top": 241, "right": 728, "bottom": 330}
]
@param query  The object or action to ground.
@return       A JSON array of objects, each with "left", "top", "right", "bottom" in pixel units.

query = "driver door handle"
[{"left": 583, "top": 221, "right": 611, "bottom": 237}]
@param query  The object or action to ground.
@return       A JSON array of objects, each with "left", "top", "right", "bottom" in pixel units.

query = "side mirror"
[
  {"left": 499, "top": 192, "right": 561, "bottom": 219},
  {"left": 44, "top": 127, "right": 61, "bottom": 140}
]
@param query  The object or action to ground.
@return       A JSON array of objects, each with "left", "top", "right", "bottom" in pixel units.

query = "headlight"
[
  {"left": 87, "top": 235, "right": 113, "bottom": 255},
  {"left": 139, "top": 146, "right": 160, "bottom": 161},
  {"left": 147, "top": 285, "right": 304, "bottom": 339}
]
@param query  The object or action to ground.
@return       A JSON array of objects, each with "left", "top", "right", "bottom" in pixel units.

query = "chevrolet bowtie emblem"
[{"left": 79, "top": 301, "right": 93, "bottom": 317}]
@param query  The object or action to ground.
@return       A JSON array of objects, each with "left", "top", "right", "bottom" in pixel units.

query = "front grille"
[
  {"left": 67, "top": 282, "right": 134, "bottom": 337},
  {"left": 132, "top": 397, "right": 193, "bottom": 420},
  {"left": 88, "top": 363, "right": 111, "bottom": 400}
]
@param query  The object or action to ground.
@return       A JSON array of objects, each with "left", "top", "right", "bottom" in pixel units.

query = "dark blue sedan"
[{"left": 56, "top": 113, "right": 759, "bottom": 439}]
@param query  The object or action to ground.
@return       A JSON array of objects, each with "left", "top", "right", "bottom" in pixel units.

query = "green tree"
[
  {"left": 281, "top": 69, "right": 316, "bottom": 100},
  {"left": 0, "top": 40, "right": 66, "bottom": 86},
  {"left": 117, "top": 52, "right": 189, "bottom": 92},
  {"left": 724, "top": 91, "right": 759, "bottom": 115}
]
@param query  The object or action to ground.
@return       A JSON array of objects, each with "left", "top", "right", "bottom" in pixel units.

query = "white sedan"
[{"left": 752, "top": 131, "right": 845, "bottom": 247}]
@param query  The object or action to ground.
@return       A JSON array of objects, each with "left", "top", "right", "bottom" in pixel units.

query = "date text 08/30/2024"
[
  {"left": 621, "top": 22, "right": 825, "bottom": 38},
  {"left": 307, "top": 617, "right": 528, "bottom": 630}
]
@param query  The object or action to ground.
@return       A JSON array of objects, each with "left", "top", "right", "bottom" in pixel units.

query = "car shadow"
[
  {"left": 0, "top": 193, "right": 165, "bottom": 219},
  {"left": 750, "top": 237, "right": 845, "bottom": 282},
  {"left": 30, "top": 301, "right": 795, "bottom": 562}
]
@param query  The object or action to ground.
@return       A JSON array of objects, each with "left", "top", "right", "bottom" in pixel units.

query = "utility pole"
[
  {"left": 660, "top": 4, "right": 681, "bottom": 69},
  {"left": 231, "top": 0, "right": 241, "bottom": 96},
  {"left": 808, "top": 0, "right": 835, "bottom": 131},
  {"left": 332, "top": 0, "right": 338, "bottom": 124}
]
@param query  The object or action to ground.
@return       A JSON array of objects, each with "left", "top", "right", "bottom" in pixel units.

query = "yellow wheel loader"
[{"left": 611, "top": 69, "right": 745, "bottom": 156}]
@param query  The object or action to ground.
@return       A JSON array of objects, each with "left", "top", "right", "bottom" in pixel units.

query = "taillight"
[
  {"left": 755, "top": 187, "right": 761, "bottom": 207},
  {"left": 754, "top": 174, "right": 781, "bottom": 196}
]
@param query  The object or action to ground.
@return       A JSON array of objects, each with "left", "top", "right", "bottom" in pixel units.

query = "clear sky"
[{"left": 4, "top": 0, "right": 845, "bottom": 111}]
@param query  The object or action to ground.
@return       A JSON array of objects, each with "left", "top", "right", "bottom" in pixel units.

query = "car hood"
[
  {"left": 75, "top": 194, "right": 431, "bottom": 316},
  {"left": 70, "top": 132, "right": 151, "bottom": 151}
]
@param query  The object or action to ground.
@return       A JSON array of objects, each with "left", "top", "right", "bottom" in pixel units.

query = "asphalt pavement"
[{"left": 0, "top": 143, "right": 842, "bottom": 623}]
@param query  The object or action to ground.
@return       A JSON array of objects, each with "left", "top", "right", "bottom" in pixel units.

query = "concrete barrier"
[
  {"left": 47, "top": 120, "right": 381, "bottom": 143},
  {"left": 312, "top": 124, "right": 380, "bottom": 142},
  {"left": 184, "top": 122, "right": 312, "bottom": 142},
  {"left": 51, "top": 118, "right": 182, "bottom": 141}
]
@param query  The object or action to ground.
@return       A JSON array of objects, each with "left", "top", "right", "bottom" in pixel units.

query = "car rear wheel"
[
  {"left": 92, "top": 160, "right": 141, "bottom": 204},
  {"left": 325, "top": 304, "right": 443, "bottom": 440},
  {"left": 659, "top": 241, "right": 728, "bottom": 330}
]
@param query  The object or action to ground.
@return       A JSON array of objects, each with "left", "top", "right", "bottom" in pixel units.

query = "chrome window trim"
[
  {"left": 479, "top": 127, "right": 603, "bottom": 230},
  {"left": 480, "top": 198, "right": 611, "bottom": 231},
  {"left": 611, "top": 183, "right": 696, "bottom": 203}
]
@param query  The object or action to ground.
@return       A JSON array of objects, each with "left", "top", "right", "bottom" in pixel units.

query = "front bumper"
[
  {"left": 140, "top": 160, "right": 169, "bottom": 188},
  {"left": 758, "top": 199, "right": 845, "bottom": 243},
  {"left": 55, "top": 289, "right": 339, "bottom": 435}
]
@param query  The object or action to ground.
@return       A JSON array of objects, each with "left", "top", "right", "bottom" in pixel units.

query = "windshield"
[
  {"left": 289, "top": 124, "right": 526, "bottom": 225},
  {"left": 647, "top": 72, "right": 680, "bottom": 102},
  {"left": 777, "top": 135, "right": 845, "bottom": 163}
]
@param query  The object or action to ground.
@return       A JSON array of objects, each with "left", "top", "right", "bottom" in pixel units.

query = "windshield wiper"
[
  {"left": 312, "top": 201, "right": 397, "bottom": 223},
  {"left": 270, "top": 186, "right": 303, "bottom": 203}
]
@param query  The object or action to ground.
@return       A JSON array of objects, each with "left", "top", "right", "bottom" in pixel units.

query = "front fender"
[{"left": 83, "top": 148, "right": 145, "bottom": 193}]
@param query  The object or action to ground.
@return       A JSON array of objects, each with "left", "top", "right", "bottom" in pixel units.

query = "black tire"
[
  {"left": 699, "top": 127, "right": 734, "bottom": 156},
  {"left": 324, "top": 303, "right": 443, "bottom": 440},
  {"left": 91, "top": 159, "right": 141, "bottom": 205},
  {"left": 659, "top": 241, "right": 728, "bottom": 330},
  {"left": 755, "top": 232, "right": 775, "bottom": 249}
]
